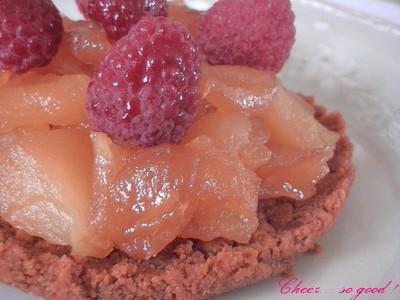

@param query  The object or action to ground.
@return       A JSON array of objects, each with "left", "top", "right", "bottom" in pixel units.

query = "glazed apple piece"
[
  {"left": 91, "top": 133, "right": 199, "bottom": 259},
  {"left": 168, "top": 3, "right": 201, "bottom": 38},
  {"left": 201, "top": 64, "right": 278, "bottom": 115},
  {"left": 200, "top": 64, "right": 339, "bottom": 200},
  {"left": 0, "top": 127, "right": 110, "bottom": 257},
  {"left": 263, "top": 86, "right": 339, "bottom": 150},
  {"left": 258, "top": 144, "right": 333, "bottom": 200},
  {"left": 64, "top": 19, "right": 111, "bottom": 66},
  {"left": 184, "top": 110, "right": 252, "bottom": 152},
  {"left": 181, "top": 111, "right": 262, "bottom": 243},
  {"left": 185, "top": 109, "right": 271, "bottom": 170},
  {"left": 239, "top": 116, "right": 272, "bottom": 170},
  {"left": 194, "top": 99, "right": 216, "bottom": 121},
  {"left": 0, "top": 70, "right": 11, "bottom": 88},
  {"left": 0, "top": 72, "right": 89, "bottom": 132},
  {"left": 181, "top": 136, "right": 260, "bottom": 243},
  {"left": 38, "top": 34, "right": 90, "bottom": 75},
  {"left": 201, "top": 64, "right": 338, "bottom": 149},
  {"left": 260, "top": 88, "right": 338, "bottom": 199}
]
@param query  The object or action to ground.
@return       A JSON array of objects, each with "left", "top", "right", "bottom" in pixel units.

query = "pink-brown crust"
[{"left": 0, "top": 101, "right": 354, "bottom": 300}]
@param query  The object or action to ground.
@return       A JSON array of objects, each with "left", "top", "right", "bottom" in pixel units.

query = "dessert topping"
[
  {"left": 199, "top": 0, "right": 295, "bottom": 73},
  {"left": 84, "top": 0, "right": 168, "bottom": 41},
  {"left": 143, "top": 0, "right": 168, "bottom": 17},
  {"left": 86, "top": 17, "right": 201, "bottom": 147},
  {"left": 0, "top": 0, "right": 63, "bottom": 74}
]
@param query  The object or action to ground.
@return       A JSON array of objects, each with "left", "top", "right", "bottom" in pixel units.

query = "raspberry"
[
  {"left": 76, "top": 0, "right": 89, "bottom": 18},
  {"left": 199, "top": 0, "right": 295, "bottom": 73},
  {"left": 86, "top": 17, "right": 201, "bottom": 147},
  {"left": 0, "top": 0, "right": 63, "bottom": 74},
  {"left": 87, "top": 0, "right": 168, "bottom": 41},
  {"left": 143, "top": 0, "right": 168, "bottom": 17}
]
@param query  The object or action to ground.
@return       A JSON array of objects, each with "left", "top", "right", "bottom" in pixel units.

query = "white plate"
[{"left": 1, "top": 1, "right": 400, "bottom": 299}]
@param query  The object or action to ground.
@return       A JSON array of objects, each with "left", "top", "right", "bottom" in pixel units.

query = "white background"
[{"left": 325, "top": 0, "right": 400, "bottom": 25}]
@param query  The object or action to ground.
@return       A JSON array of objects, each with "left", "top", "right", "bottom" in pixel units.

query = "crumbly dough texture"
[{"left": 0, "top": 100, "right": 354, "bottom": 300}]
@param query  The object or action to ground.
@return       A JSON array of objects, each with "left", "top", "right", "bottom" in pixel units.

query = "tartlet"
[{"left": 0, "top": 0, "right": 354, "bottom": 299}]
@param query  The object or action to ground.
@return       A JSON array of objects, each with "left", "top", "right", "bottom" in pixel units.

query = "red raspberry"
[
  {"left": 143, "top": 0, "right": 168, "bottom": 17},
  {"left": 76, "top": 0, "right": 89, "bottom": 18},
  {"left": 0, "top": 0, "right": 63, "bottom": 74},
  {"left": 86, "top": 17, "right": 201, "bottom": 147},
  {"left": 87, "top": 0, "right": 168, "bottom": 41},
  {"left": 199, "top": 0, "right": 295, "bottom": 73},
  {"left": 87, "top": 0, "right": 143, "bottom": 41}
]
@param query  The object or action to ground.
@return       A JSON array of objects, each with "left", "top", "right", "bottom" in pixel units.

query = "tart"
[{"left": 0, "top": 0, "right": 354, "bottom": 299}]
